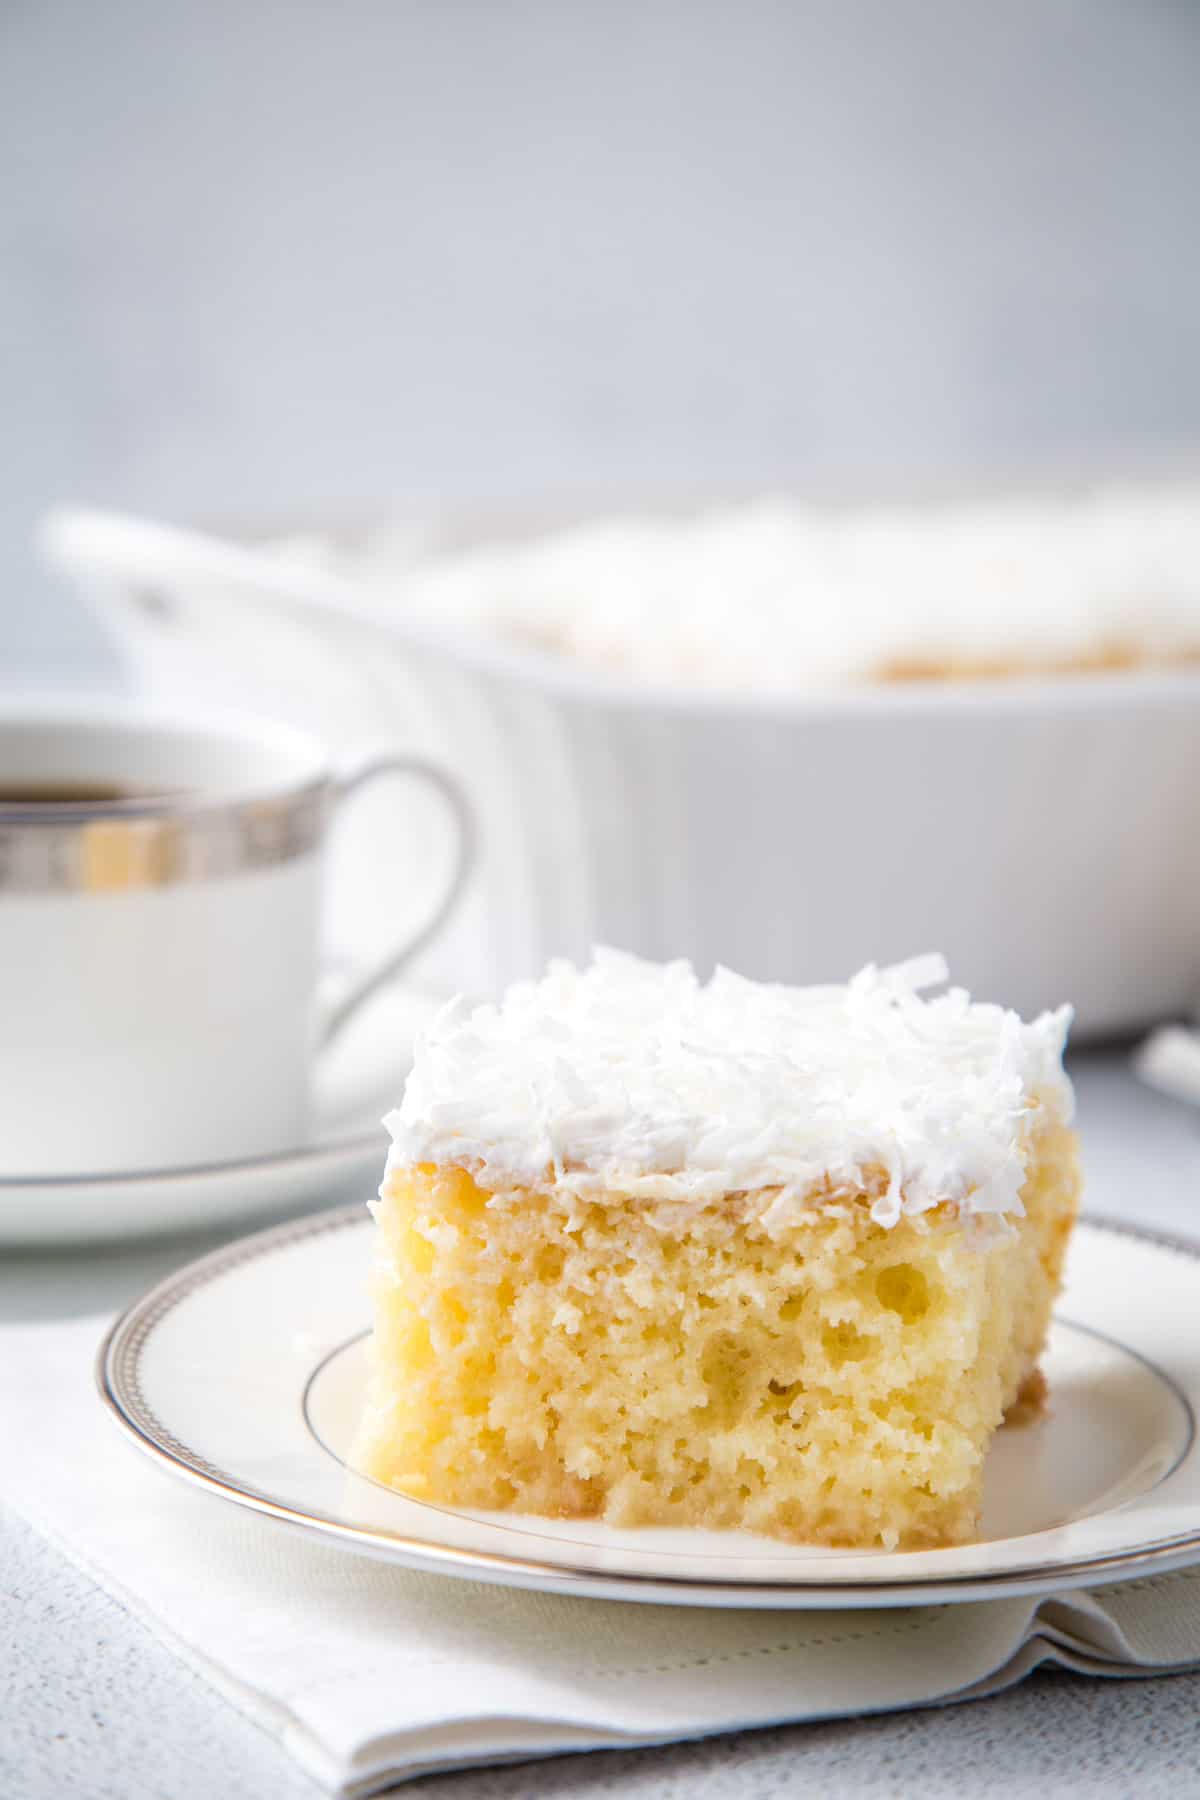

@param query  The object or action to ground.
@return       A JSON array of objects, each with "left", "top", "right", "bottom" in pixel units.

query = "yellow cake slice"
[{"left": 354, "top": 951, "right": 1079, "bottom": 1550}]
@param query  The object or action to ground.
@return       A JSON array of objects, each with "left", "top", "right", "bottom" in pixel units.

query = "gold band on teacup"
[{"left": 0, "top": 786, "right": 326, "bottom": 893}]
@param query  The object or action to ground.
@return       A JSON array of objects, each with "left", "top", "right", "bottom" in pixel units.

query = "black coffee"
[{"left": 0, "top": 782, "right": 175, "bottom": 805}]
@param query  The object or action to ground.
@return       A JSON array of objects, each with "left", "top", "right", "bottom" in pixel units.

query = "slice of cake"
[{"left": 354, "top": 951, "right": 1080, "bottom": 1550}]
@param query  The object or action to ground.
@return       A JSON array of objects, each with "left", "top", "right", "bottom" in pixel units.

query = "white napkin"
[
  {"left": 3, "top": 1317, "right": 1199, "bottom": 1797},
  {"left": 1135, "top": 1025, "right": 1200, "bottom": 1109}
]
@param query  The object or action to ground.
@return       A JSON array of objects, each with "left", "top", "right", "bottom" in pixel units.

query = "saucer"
[{"left": 0, "top": 987, "right": 438, "bottom": 1245}]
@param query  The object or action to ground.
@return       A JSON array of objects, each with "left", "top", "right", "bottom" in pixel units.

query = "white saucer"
[
  {"left": 99, "top": 1211, "right": 1200, "bottom": 1608},
  {"left": 0, "top": 987, "right": 437, "bottom": 1245}
]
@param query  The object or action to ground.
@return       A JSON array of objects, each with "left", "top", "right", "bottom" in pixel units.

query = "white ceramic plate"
[
  {"left": 98, "top": 1210, "right": 1200, "bottom": 1608},
  {"left": 0, "top": 988, "right": 435, "bottom": 1244}
]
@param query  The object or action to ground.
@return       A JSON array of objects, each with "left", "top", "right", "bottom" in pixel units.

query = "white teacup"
[{"left": 0, "top": 701, "right": 471, "bottom": 1176}]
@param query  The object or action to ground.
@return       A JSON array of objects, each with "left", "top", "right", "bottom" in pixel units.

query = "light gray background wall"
[{"left": 3, "top": 0, "right": 1199, "bottom": 674}]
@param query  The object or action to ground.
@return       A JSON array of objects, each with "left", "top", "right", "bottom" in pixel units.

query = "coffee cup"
[{"left": 0, "top": 700, "right": 471, "bottom": 1176}]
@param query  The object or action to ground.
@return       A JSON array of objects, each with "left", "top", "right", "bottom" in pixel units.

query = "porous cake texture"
[{"left": 355, "top": 952, "right": 1080, "bottom": 1549}]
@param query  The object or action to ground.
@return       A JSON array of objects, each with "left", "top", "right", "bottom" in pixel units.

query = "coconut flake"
[
  {"left": 339, "top": 488, "right": 1200, "bottom": 694},
  {"left": 385, "top": 950, "right": 1073, "bottom": 1226}
]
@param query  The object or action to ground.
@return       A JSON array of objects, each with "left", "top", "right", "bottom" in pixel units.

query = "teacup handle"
[{"left": 318, "top": 753, "right": 474, "bottom": 1047}]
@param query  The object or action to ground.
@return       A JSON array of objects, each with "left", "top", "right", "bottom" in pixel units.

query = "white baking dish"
[{"left": 42, "top": 506, "right": 1200, "bottom": 1036}]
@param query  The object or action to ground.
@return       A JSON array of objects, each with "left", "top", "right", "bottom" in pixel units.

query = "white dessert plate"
[
  {"left": 99, "top": 1210, "right": 1200, "bottom": 1608},
  {"left": 0, "top": 988, "right": 437, "bottom": 1245}
]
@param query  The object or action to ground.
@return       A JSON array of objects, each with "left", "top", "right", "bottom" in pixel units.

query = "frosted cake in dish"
[
  {"left": 339, "top": 486, "right": 1200, "bottom": 693},
  {"left": 354, "top": 952, "right": 1080, "bottom": 1550}
]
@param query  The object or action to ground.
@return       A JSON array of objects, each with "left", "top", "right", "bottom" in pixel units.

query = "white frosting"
[
  {"left": 385, "top": 950, "right": 1073, "bottom": 1229},
  {"left": 330, "top": 486, "right": 1200, "bottom": 693}
]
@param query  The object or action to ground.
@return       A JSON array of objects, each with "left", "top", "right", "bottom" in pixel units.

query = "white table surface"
[{"left": 3, "top": 1048, "right": 1200, "bottom": 1799}]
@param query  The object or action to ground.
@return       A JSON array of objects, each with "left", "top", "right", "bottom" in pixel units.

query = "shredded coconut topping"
[
  {"left": 322, "top": 486, "right": 1200, "bottom": 693},
  {"left": 385, "top": 951, "right": 1074, "bottom": 1229}
]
